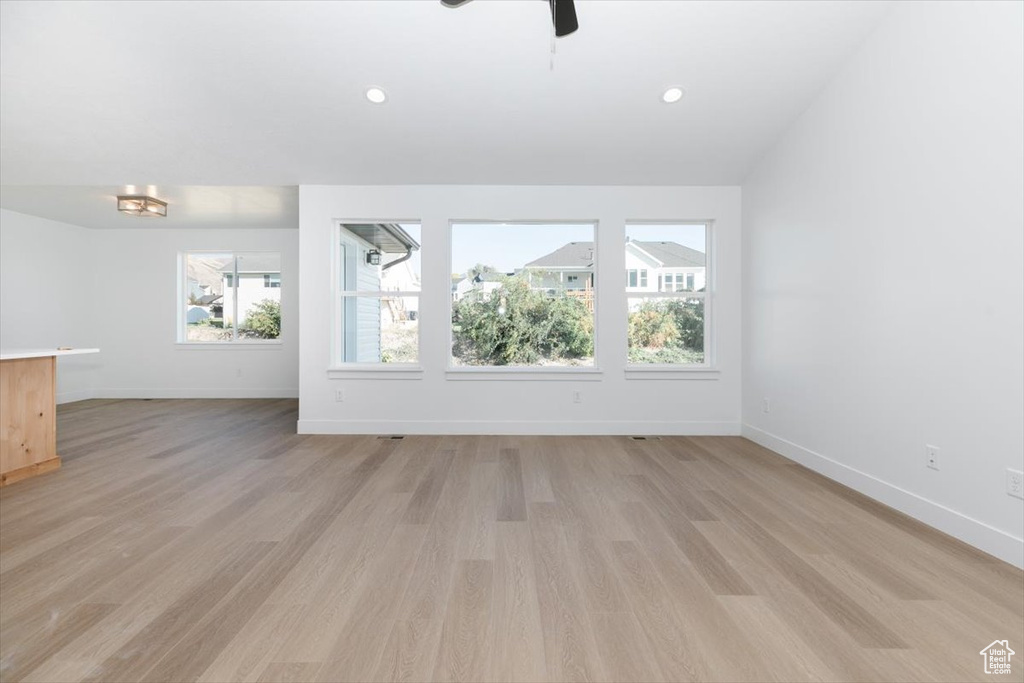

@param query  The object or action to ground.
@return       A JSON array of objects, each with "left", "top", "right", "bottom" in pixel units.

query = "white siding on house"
[
  {"left": 355, "top": 297, "right": 381, "bottom": 361},
  {"left": 624, "top": 249, "right": 659, "bottom": 293},
  {"left": 339, "top": 227, "right": 385, "bottom": 362},
  {"left": 222, "top": 273, "right": 281, "bottom": 327}
]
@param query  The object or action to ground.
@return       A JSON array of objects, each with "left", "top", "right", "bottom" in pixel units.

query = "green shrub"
[
  {"left": 627, "top": 299, "right": 704, "bottom": 352},
  {"left": 452, "top": 277, "right": 592, "bottom": 365},
  {"left": 628, "top": 302, "right": 680, "bottom": 349},
  {"left": 666, "top": 298, "right": 704, "bottom": 350},
  {"left": 240, "top": 300, "right": 281, "bottom": 339}
]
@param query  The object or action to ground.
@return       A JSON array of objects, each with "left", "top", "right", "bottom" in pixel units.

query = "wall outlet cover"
[{"left": 1008, "top": 469, "right": 1024, "bottom": 500}]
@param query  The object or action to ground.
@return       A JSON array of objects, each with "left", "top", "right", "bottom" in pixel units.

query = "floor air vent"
[
  {"left": 378, "top": 435, "right": 405, "bottom": 440},
  {"left": 630, "top": 436, "right": 662, "bottom": 441}
]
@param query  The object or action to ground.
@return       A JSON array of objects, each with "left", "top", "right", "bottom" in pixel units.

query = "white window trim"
[
  {"left": 624, "top": 220, "right": 714, "bottom": 370},
  {"left": 446, "top": 367, "right": 603, "bottom": 381},
  {"left": 329, "top": 219, "right": 423, "bottom": 373},
  {"left": 447, "top": 219, "right": 600, "bottom": 375},
  {"left": 328, "top": 365, "right": 424, "bottom": 379},
  {"left": 624, "top": 366, "right": 720, "bottom": 380},
  {"left": 178, "top": 250, "right": 284, "bottom": 345}
]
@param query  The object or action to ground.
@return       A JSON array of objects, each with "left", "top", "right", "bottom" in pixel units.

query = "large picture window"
[
  {"left": 334, "top": 222, "right": 421, "bottom": 365},
  {"left": 625, "top": 223, "right": 709, "bottom": 365},
  {"left": 180, "top": 252, "right": 282, "bottom": 343},
  {"left": 450, "top": 221, "right": 596, "bottom": 368}
]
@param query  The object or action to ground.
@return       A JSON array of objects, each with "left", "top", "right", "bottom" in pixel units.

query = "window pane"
[
  {"left": 185, "top": 253, "right": 232, "bottom": 342},
  {"left": 339, "top": 296, "right": 419, "bottom": 363},
  {"left": 451, "top": 222, "right": 595, "bottom": 367},
  {"left": 627, "top": 297, "right": 705, "bottom": 365},
  {"left": 339, "top": 222, "right": 421, "bottom": 293},
  {"left": 233, "top": 253, "right": 282, "bottom": 340}
]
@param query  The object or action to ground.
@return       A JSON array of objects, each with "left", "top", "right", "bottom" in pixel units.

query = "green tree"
[
  {"left": 241, "top": 299, "right": 281, "bottom": 339},
  {"left": 666, "top": 298, "right": 704, "bottom": 349},
  {"left": 452, "top": 276, "right": 592, "bottom": 365},
  {"left": 628, "top": 301, "right": 680, "bottom": 349}
]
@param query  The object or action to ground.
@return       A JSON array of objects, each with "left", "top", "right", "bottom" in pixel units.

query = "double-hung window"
[
  {"left": 180, "top": 252, "right": 282, "bottom": 343},
  {"left": 333, "top": 222, "right": 421, "bottom": 365},
  {"left": 625, "top": 223, "right": 710, "bottom": 365},
  {"left": 450, "top": 221, "right": 596, "bottom": 368}
]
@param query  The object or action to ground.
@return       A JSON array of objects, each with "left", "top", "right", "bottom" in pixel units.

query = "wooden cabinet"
[
  {"left": 0, "top": 348, "right": 98, "bottom": 486},
  {"left": 0, "top": 356, "right": 58, "bottom": 485}
]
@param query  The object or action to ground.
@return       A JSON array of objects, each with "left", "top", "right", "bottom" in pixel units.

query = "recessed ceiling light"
[
  {"left": 366, "top": 87, "right": 387, "bottom": 104},
  {"left": 662, "top": 87, "right": 685, "bottom": 104}
]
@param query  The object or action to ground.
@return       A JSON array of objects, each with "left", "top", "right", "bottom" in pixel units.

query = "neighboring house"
[
  {"left": 187, "top": 279, "right": 210, "bottom": 302},
  {"left": 520, "top": 239, "right": 706, "bottom": 294},
  {"left": 381, "top": 257, "right": 420, "bottom": 321},
  {"left": 521, "top": 242, "right": 595, "bottom": 292},
  {"left": 452, "top": 272, "right": 507, "bottom": 302},
  {"left": 626, "top": 239, "right": 706, "bottom": 293},
  {"left": 337, "top": 223, "right": 420, "bottom": 362},
  {"left": 220, "top": 254, "right": 281, "bottom": 328}
]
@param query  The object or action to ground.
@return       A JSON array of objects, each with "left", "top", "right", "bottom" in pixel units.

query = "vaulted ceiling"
[{"left": 1, "top": 0, "right": 890, "bottom": 186}]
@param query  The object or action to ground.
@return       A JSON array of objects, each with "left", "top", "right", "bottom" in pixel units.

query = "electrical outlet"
[
  {"left": 925, "top": 444, "right": 940, "bottom": 471},
  {"left": 572, "top": 390, "right": 582, "bottom": 404},
  {"left": 334, "top": 389, "right": 344, "bottom": 402},
  {"left": 762, "top": 398, "right": 771, "bottom": 414},
  {"left": 1007, "top": 469, "right": 1024, "bottom": 500}
]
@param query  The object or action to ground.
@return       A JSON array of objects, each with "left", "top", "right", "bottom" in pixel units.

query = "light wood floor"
[{"left": 1, "top": 400, "right": 1021, "bottom": 683}]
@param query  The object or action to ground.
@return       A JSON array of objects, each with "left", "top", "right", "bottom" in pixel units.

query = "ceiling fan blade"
[
  {"left": 549, "top": 0, "right": 578, "bottom": 37},
  {"left": 440, "top": 0, "right": 474, "bottom": 6}
]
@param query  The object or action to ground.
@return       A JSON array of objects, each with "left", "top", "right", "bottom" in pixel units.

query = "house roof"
[
  {"left": 219, "top": 255, "right": 281, "bottom": 274},
  {"left": 524, "top": 240, "right": 705, "bottom": 269},
  {"left": 341, "top": 223, "right": 420, "bottom": 254},
  {"left": 524, "top": 242, "right": 596, "bottom": 269},
  {"left": 196, "top": 293, "right": 222, "bottom": 305},
  {"left": 630, "top": 240, "right": 705, "bottom": 267}
]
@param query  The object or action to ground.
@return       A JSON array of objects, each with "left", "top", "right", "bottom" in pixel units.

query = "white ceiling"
[
  {"left": 0, "top": 0, "right": 890, "bottom": 187},
  {"left": 0, "top": 186, "right": 298, "bottom": 230}
]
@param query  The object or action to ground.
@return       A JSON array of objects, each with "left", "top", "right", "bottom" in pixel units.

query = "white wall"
[
  {"left": 0, "top": 209, "right": 101, "bottom": 402},
  {"left": 299, "top": 185, "right": 741, "bottom": 434},
  {"left": 0, "top": 209, "right": 299, "bottom": 400},
  {"left": 90, "top": 228, "right": 299, "bottom": 398},
  {"left": 742, "top": 1, "right": 1024, "bottom": 566}
]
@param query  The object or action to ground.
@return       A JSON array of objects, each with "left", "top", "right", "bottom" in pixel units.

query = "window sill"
[
  {"left": 175, "top": 342, "right": 284, "bottom": 349},
  {"left": 624, "top": 366, "right": 720, "bottom": 380},
  {"left": 446, "top": 367, "right": 603, "bottom": 381},
  {"left": 327, "top": 365, "right": 424, "bottom": 380}
]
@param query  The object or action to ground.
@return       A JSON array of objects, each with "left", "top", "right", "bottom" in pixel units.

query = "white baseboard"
[
  {"left": 92, "top": 388, "right": 299, "bottom": 400},
  {"left": 57, "top": 389, "right": 98, "bottom": 405},
  {"left": 299, "top": 419, "right": 741, "bottom": 436},
  {"left": 742, "top": 423, "right": 1024, "bottom": 569}
]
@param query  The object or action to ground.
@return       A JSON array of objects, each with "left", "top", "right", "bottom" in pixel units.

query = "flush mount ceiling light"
[
  {"left": 662, "top": 87, "right": 685, "bottom": 104},
  {"left": 365, "top": 87, "right": 387, "bottom": 104},
  {"left": 116, "top": 195, "right": 167, "bottom": 217}
]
